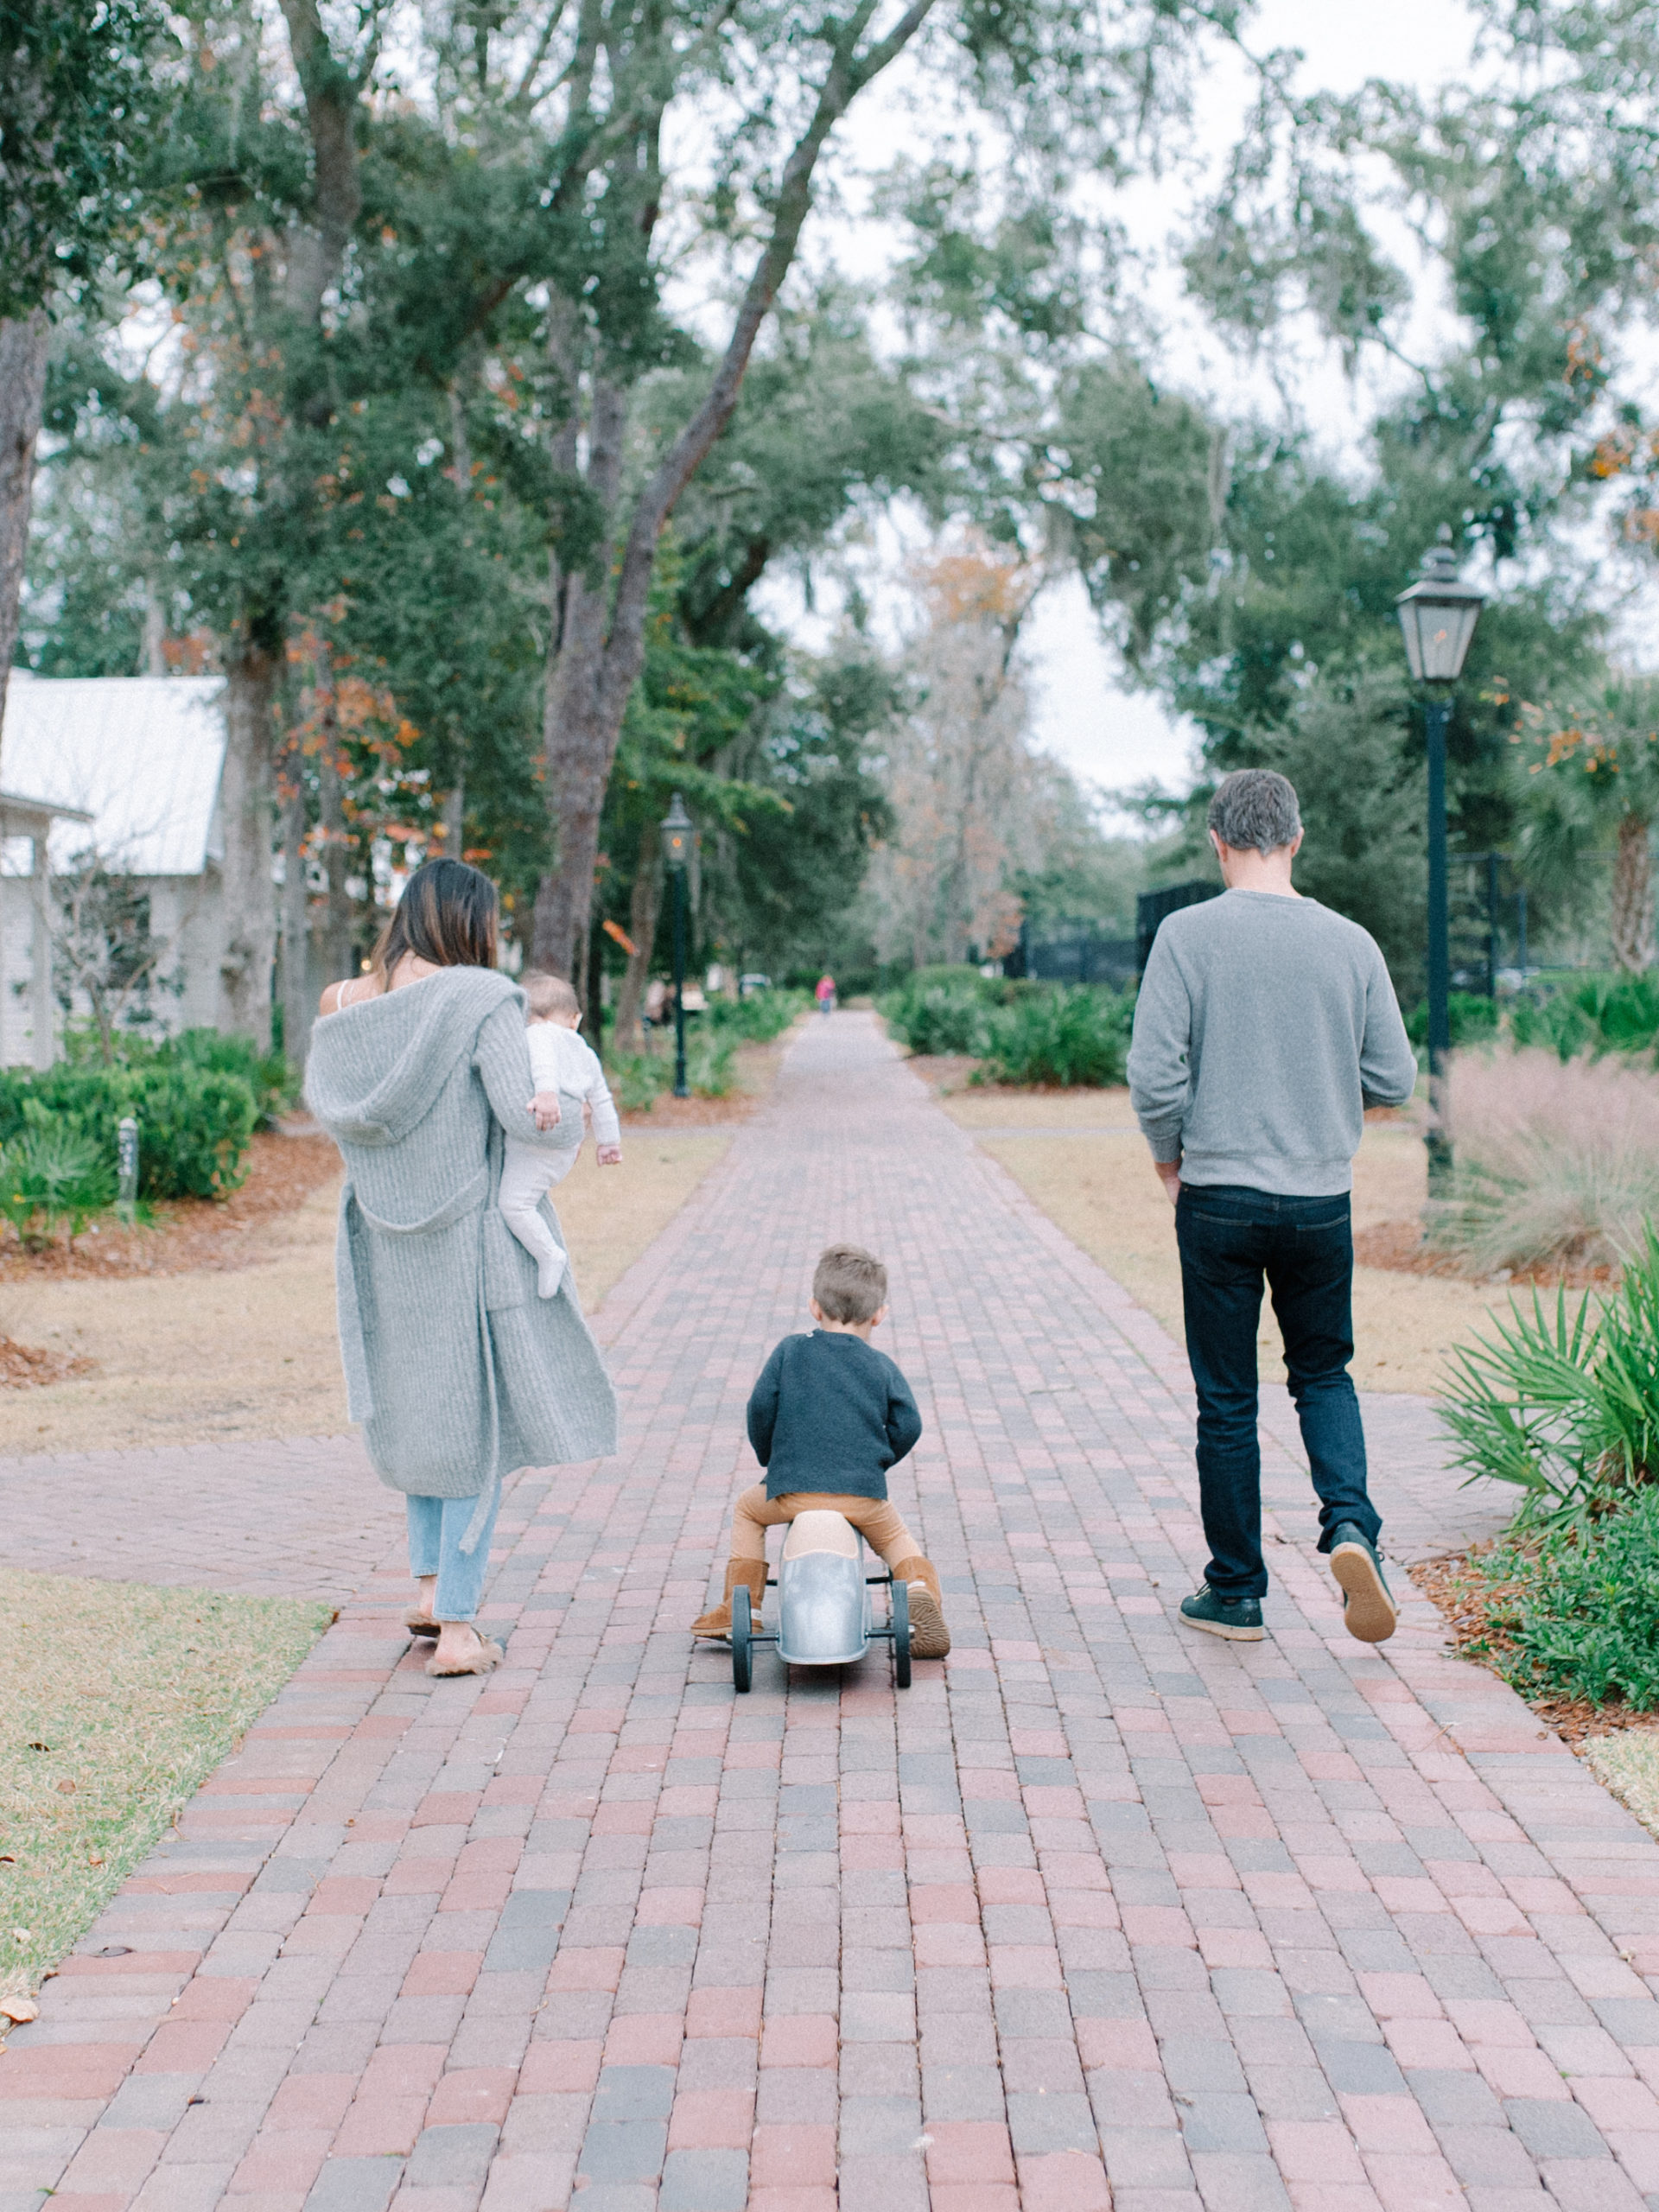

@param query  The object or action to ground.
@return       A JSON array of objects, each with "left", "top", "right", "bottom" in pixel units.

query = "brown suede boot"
[
  {"left": 691, "top": 1560, "right": 767, "bottom": 1640},
  {"left": 890, "top": 1556, "right": 950, "bottom": 1658}
]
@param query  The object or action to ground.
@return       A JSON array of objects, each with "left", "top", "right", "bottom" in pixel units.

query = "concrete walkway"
[{"left": 4, "top": 1012, "right": 1659, "bottom": 2212}]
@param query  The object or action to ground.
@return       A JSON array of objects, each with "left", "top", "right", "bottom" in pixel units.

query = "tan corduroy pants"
[{"left": 728, "top": 1484, "right": 917, "bottom": 1569}]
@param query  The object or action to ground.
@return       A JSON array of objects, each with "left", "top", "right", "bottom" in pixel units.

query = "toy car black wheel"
[
  {"left": 731, "top": 1582, "right": 753, "bottom": 1693},
  {"left": 891, "top": 1577, "right": 911, "bottom": 1689}
]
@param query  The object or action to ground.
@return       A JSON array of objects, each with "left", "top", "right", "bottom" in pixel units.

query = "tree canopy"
[{"left": 19, "top": 0, "right": 1659, "bottom": 1048}]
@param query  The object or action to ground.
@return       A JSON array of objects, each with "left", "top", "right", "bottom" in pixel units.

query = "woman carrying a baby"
[{"left": 307, "top": 859, "right": 616, "bottom": 1677}]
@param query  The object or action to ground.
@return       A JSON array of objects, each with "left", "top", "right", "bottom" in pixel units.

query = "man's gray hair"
[{"left": 1207, "top": 769, "right": 1301, "bottom": 856}]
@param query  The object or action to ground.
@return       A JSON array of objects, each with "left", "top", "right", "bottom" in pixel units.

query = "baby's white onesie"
[{"left": 499, "top": 1024, "right": 622, "bottom": 1298}]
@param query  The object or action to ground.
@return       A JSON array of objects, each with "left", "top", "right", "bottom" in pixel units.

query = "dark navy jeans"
[{"left": 1175, "top": 1182, "right": 1380, "bottom": 1599}]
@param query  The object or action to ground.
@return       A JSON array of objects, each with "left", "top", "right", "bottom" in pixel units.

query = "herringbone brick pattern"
[{"left": 3, "top": 1011, "right": 1657, "bottom": 2212}]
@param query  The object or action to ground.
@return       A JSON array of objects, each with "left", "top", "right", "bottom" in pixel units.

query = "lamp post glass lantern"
[
  {"left": 660, "top": 792, "right": 693, "bottom": 1099},
  {"left": 1395, "top": 543, "right": 1484, "bottom": 1185}
]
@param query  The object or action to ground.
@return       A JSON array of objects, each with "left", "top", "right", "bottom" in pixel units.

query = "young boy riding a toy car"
[{"left": 691, "top": 1242, "right": 950, "bottom": 1659}]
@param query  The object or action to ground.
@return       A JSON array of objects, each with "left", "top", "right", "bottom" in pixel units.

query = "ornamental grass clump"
[
  {"left": 1429, "top": 1046, "right": 1659, "bottom": 1275},
  {"left": 1440, "top": 1225, "right": 1659, "bottom": 1523},
  {"left": 684, "top": 1031, "right": 737, "bottom": 1097},
  {"left": 0, "top": 1126, "right": 116, "bottom": 1249},
  {"left": 607, "top": 1052, "right": 669, "bottom": 1113}
]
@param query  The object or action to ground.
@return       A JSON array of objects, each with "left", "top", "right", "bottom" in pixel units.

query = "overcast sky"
[
  {"left": 1024, "top": 0, "right": 1484, "bottom": 808},
  {"left": 754, "top": 0, "right": 1489, "bottom": 820}
]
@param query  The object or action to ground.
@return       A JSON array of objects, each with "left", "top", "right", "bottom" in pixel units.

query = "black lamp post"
[
  {"left": 1395, "top": 542, "right": 1484, "bottom": 1184},
  {"left": 660, "top": 791, "right": 693, "bottom": 1099}
]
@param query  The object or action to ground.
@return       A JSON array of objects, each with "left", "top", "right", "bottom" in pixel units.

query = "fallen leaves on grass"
[
  {"left": 0, "top": 1338, "right": 95, "bottom": 1389},
  {"left": 0, "top": 1571, "right": 333, "bottom": 2012}
]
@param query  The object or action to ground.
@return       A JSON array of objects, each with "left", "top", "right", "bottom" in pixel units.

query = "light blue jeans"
[{"left": 406, "top": 1491, "right": 502, "bottom": 1622}]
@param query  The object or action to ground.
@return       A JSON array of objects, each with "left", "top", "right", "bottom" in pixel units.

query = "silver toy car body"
[{"left": 732, "top": 1509, "right": 910, "bottom": 1690}]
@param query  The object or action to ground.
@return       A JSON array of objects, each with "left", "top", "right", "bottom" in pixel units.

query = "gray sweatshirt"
[{"left": 1127, "top": 889, "right": 1418, "bottom": 1196}]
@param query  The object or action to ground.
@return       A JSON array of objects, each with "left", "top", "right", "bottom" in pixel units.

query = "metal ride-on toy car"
[{"left": 730, "top": 1510, "right": 911, "bottom": 1692}]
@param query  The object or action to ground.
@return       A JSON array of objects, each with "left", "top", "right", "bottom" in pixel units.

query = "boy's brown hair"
[
  {"left": 812, "top": 1243, "right": 887, "bottom": 1325},
  {"left": 521, "top": 970, "right": 580, "bottom": 1020}
]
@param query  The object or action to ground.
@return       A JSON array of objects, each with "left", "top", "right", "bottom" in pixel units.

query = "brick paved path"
[
  {"left": 0, "top": 1436, "right": 397, "bottom": 1601},
  {"left": 6, "top": 1011, "right": 1659, "bottom": 2212}
]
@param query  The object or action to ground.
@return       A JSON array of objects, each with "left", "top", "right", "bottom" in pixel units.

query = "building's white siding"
[{"left": 0, "top": 674, "right": 232, "bottom": 1066}]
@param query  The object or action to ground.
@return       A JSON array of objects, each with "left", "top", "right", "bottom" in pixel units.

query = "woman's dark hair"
[{"left": 370, "top": 859, "right": 499, "bottom": 978}]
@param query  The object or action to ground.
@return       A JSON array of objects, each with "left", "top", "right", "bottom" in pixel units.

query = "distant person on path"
[
  {"left": 1127, "top": 769, "right": 1418, "bottom": 1645},
  {"left": 691, "top": 1243, "right": 951, "bottom": 1657},
  {"left": 816, "top": 973, "right": 836, "bottom": 1015},
  {"left": 500, "top": 970, "right": 622, "bottom": 1300},
  {"left": 308, "top": 860, "right": 617, "bottom": 1678}
]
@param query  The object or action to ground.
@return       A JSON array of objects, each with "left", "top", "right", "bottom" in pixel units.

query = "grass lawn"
[
  {"left": 941, "top": 1085, "right": 1515, "bottom": 1397},
  {"left": 1584, "top": 1731, "right": 1659, "bottom": 1840},
  {"left": 0, "top": 1570, "right": 332, "bottom": 2013},
  {"left": 1, "top": 1129, "right": 734, "bottom": 1456}
]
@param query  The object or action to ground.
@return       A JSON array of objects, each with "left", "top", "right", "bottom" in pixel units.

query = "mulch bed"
[
  {"left": 1354, "top": 1219, "right": 1617, "bottom": 1289},
  {"left": 620, "top": 1090, "right": 759, "bottom": 1128},
  {"left": 905, "top": 1055, "right": 988, "bottom": 1095},
  {"left": 904, "top": 1055, "right": 1125, "bottom": 1100},
  {"left": 0, "top": 1130, "right": 342, "bottom": 1284},
  {"left": 0, "top": 1050, "right": 775, "bottom": 1278},
  {"left": 619, "top": 1037, "right": 791, "bottom": 1128}
]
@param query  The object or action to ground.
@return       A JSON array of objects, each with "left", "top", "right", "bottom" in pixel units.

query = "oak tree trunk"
[
  {"left": 0, "top": 308, "right": 49, "bottom": 754},
  {"left": 280, "top": 777, "right": 313, "bottom": 1069},
  {"left": 531, "top": 728, "right": 608, "bottom": 995},
  {"left": 529, "top": 0, "right": 938, "bottom": 983},
  {"left": 611, "top": 822, "right": 665, "bottom": 1052},
  {"left": 1611, "top": 812, "right": 1655, "bottom": 974},
  {"left": 317, "top": 741, "right": 356, "bottom": 982},
  {"left": 217, "top": 650, "right": 279, "bottom": 1043}
]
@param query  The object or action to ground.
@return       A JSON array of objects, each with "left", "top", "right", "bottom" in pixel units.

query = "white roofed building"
[{"left": 0, "top": 673, "right": 238, "bottom": 1065}]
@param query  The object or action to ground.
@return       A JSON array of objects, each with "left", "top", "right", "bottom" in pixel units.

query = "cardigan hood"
[{"left": 306, "top": 967, "right": 523, "bottom": 1146}]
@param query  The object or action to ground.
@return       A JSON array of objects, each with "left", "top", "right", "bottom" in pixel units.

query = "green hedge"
[
  {"left": 982, "top": 987, "right": 1132, "bottom": 1087},
  {"left": 60, "top": 1027, "right": 296, "bottom": 1128},
  {"left": 702, "top": 988, "right": 809, "bottom": 1043},
  {"left": 878, "top": 966, "right": 1000, "bottom": 1056},
  {"left": 1510, "top": 973, "right": 1659, "bottom": 1062},
  {"left": 879, "top": 967, "right": 1134, "bottom": 1086},
  {"left": 0, "top": 1050, "right": 260, "bottom": 1204},
  {"left": 1405, "top": 991, "right": 1500, "bottom": 1050}
]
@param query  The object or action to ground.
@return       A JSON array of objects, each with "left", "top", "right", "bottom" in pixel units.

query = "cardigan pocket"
[
  {"left": 481, "top": 1206, "right": 531, "bottom": 1312},
  {"left": 353, "top": 1167, "right": 489, "bottom": 1237}
]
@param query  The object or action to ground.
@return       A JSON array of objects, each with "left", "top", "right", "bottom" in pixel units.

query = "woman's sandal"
[
  {"left": 425, "top": 1635, "right": 504, "bottom": 1678},
  {"left": 404, "top": 1611, "right": 440, "bottom": 1637}
]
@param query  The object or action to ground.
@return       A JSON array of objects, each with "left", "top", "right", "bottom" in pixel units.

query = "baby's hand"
[
  {"left": 528, "top": 1089, "right": 563, "bottom": 1131},
  {"left": 596, "top": 1143, "right": 622, "bottom": 1166}
]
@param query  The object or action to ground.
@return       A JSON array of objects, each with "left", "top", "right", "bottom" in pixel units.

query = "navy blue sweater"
[{"left": 747, "top": 1330, "right": 923, "bottom": 1500}]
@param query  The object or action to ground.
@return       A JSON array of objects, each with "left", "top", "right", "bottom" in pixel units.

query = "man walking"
[{"left": 1128, "top": 769, "right": 1418, "bottom": 1644}]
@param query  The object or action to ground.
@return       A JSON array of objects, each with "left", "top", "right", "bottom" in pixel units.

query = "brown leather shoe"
[
  {"left": 692, "top": 1560, "right": 767, "bottom": 1640},
  {"left": 890, "top": 1555, "right": 950, "bottom": 1658}
]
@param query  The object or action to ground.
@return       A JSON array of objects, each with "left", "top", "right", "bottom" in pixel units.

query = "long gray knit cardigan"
[{"left": 305, "top": 967, "right": 618, "bottom": 1542}]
